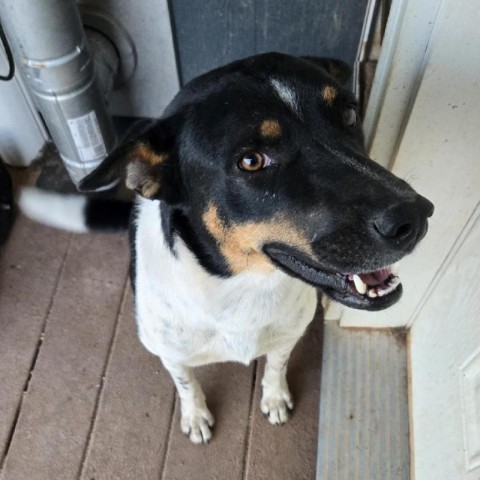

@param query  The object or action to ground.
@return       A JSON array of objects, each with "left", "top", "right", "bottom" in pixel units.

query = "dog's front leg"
[
  {"left": 163, "top": 361, "right": 214, "bottom": 444},
  {"left": 261, "top": 344, "right": 296, "bottom": 425}
]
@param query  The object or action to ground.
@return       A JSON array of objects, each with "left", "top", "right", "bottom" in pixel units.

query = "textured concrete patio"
[{"left": 0, "top": 167, "right": 324, "bottom": 480}]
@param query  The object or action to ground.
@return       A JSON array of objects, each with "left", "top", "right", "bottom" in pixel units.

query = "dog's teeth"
[
  {"left": 391, "top": 262, "right": 400, "bottom": 276},
  {"left": 352, "top": 274, "right": 367, "bottom": 294},
  {"left": 377, "top": 277, "right": 402, "bottom": 297},
  {"left": 378, "top": 286, "right": 391, "bottom": 297},
  {"left": 367, "top": 288, "right": 378, "bottom": 298},
  {"left": 389, "top": 276, "right": 401, "bottom": 288}
]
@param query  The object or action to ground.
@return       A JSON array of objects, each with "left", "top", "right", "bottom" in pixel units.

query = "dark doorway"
[{"left": 169, "top": 0, "right": 370, "bottom": 85}]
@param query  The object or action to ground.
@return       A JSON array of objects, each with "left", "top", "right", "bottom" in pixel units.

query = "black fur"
[
  {"left": 128, "top": 207, "right": 137, "bottom": 294},
  {"left": 79, "top": 52, "right": 434, "bottom": 311},
  {"left": 0, "top": 158, "right": 13, "bottom": 250},
  {"left": 84, "top": 198, "right": 133, "bottom": 232},
  {"left": 170, "top": 207, "right": 230, "bottom": 277}
]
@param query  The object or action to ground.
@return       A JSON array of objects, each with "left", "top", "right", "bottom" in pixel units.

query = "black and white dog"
[{"left": 21, "top": 53, "right": 433, "bottom": 444}]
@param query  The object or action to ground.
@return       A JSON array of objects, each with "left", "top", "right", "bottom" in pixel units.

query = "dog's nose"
[{"left": 372, "top": 195, "right": 434, "bottom": 247}]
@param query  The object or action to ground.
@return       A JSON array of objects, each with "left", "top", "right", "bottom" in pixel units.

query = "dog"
[{"left": 21, "top": 53, "right": 434, "bottom": 444}]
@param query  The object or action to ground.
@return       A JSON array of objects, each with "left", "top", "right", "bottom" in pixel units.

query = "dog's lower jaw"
[{"left": 264, "top": 245, "right": 404, "bottom": 311}]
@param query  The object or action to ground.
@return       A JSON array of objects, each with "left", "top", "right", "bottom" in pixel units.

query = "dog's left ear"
[
  {"left": 79, "top": 116, "right": 183, "bottom": 204},
  {"left": 301, "top": 56, "right": 352, "bottom": 85}
]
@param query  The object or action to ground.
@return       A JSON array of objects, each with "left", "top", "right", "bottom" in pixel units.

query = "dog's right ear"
[
  {"left": 301, "top": 56, "right": 352, "bottom": 85},
  {"left": 79, "top": 116, "right": 183, "bottom": 204}
]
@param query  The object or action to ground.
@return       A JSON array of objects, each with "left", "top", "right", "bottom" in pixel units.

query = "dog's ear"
[
  {"left": 301, "top": 56, "right": 352, "bottom": 85},
  {"left": 79, "top": 116, "right": 183, "bottom": 204}
]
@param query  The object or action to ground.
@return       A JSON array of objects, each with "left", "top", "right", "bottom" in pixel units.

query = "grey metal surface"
[
  {"left": 170, "top": 0, "right": 369, "bottom": 85},
  {"left": 85, "top": 29, "right": 119, "bottom": 104},
  {"left": 317, "top": 322, "right": 409, "bottom": 480},
  {"left": 79, "top": 5, "right": 137, "bottom": 90},
  {"left": 77, "top": 0, "right": 180, "bottom": 118},
  {"left": 0, "top": 0, "right": 118, "bottom": 186}
]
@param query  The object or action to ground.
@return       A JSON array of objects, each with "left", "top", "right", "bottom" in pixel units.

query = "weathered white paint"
[
  {"left": 460, "top": 342, "right": 480, "bottom": 472},
  {"left": 340, "top": 0, "right": 480, "bottom": 329},
  {"left": 0, "top": 45, "right": 48, "bottom": 166},
  {"left": 358, "top": 0, "right": 480, "bottom": 476},
  {"left": 362, "top": 0, "right": 444, "bottom": 165},
  {"left": 410, "top": 204, "right": 480, "bottom": 479}
]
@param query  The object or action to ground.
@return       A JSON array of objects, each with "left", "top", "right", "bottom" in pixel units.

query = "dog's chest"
[
  {"left": 134, "top": 200, "right": 317, "bottom": 366},
  {"left": 139, "top": 276, "right": 315, "bottom": 366}
]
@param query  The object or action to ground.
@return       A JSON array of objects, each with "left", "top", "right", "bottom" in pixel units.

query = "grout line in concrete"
[
  {"left": 0, "top": 233, "right": 73, "bottom": 475},
  {"left": 240, "top": 360, "right": 258, "bottom": 480},
  {"left": 77, "top": 275, "right": 130, "bottom": 479},
  {"left": 159, "top": 392, "right": 178, "bottom": 480}
]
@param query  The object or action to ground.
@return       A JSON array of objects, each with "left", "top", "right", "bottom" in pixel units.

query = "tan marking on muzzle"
[
  {"left": 322, "top": 85, "right": 337, "bottom": 106},
  {"left": 260, "top": 119, "right": 282, "bottom": 139},
  {"left": 203, "top": 203, "right": 314, "bottom": 274}
]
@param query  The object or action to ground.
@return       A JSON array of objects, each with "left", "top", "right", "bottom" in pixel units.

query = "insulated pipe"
[{"left": 0, "top": 0, "right": 119, "bottom": 186}]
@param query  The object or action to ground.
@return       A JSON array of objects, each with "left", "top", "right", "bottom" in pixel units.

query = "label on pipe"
[{"left": 67, "top": 111, "right": 107, "bottom": 161}]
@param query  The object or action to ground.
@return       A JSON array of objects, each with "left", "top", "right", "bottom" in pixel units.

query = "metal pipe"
[
  {"left": 0, "top": 0, "right": 119, "bottom": 186},
  {"left": 85, "top": 28, "right": 119, "bottom": 104}
]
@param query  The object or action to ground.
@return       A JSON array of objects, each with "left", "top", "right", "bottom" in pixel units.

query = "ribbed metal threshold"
[{"left": 316, "top": 322, "right": 409, "bottom": 480}]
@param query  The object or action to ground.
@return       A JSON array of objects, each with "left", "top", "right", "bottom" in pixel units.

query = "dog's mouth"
[{"left": 264, "top": 246, "right": 402, "bottom": 311}]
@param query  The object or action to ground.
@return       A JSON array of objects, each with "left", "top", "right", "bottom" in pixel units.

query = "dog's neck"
[
  {"left": 135, "top": 197, "right": 293, "bottom": 296},
  {"left": 159, "top": 201, "right": 232, "bottom": 278}
]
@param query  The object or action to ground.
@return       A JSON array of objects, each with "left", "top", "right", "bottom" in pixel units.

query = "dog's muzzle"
[{"left": 264, "top": 194, "right": 434, "bottom": 311}]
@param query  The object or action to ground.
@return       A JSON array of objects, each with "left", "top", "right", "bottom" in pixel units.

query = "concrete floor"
[{"left": 0, "top": 167, "right": 324, "bottom": 480}]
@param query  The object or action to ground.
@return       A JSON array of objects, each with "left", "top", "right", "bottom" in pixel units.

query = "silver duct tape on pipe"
[{"left": 0, "top": 0, "right": 119, "bottom": 186}]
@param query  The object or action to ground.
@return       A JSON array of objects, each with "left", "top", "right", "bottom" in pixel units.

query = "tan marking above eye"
[
  {"left": 203, "top": 203, "right": 314, "bottom": 274},
  {"left": 260, "top": 119, "right": 282, "bottom": 138},
  {"left": 322, "top": 85, "right": 337, "bottom": 106},
  {"left": 132, "top": 143, "right": 168, "bottom": 166}
]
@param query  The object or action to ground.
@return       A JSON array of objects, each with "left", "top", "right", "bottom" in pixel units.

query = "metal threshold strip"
[{"left": 317, "top": 321, "right": 409, "bottom": 479}]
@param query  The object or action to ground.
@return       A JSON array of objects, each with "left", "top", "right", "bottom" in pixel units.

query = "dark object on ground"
[{"left": 0, "top": 158, "right": 14, "bottom": 250}]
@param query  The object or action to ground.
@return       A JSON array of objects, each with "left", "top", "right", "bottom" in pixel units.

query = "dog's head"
[{"left": 81, "top": 53, "right": 433, "bottom": 311}]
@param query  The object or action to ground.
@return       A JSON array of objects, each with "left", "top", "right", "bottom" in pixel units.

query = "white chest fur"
[{"left": 133, "top": 198, "right": 318, "bottom": 367}]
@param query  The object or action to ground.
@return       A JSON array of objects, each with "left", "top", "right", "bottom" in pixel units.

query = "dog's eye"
[
  {"left": 238, "top": 151, "right": 270, "bottom": 172},
  {"left": 344, "top": 105, "right": 357, "bottom": 127}
]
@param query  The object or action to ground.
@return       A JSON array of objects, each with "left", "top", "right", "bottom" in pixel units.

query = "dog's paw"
[
  {"left": 260, "top": 388, "right": 294, "bottom": 426},
  {"left": 180, "top": 406, "right": 215, "bottom": 444}
]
